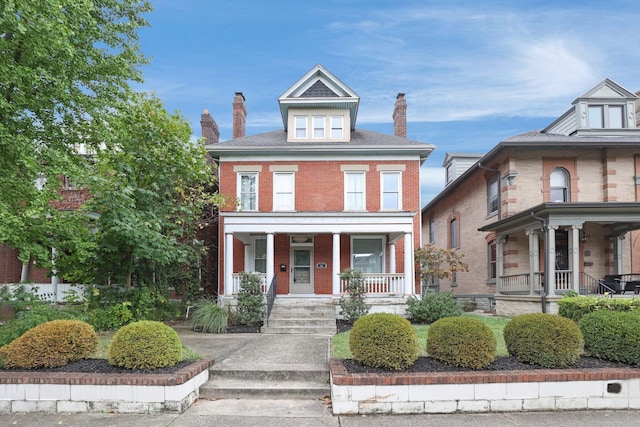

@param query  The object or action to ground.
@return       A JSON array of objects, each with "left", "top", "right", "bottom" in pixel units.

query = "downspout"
[{"left": 531, "top": 211, "right": 548, "bottom": 313}]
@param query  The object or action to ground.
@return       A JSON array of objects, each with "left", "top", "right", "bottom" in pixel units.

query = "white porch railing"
[
  {"left": 230, "top": 273, "right": 267, "bottom": 294},
  {"left": 341, "top": 273, "right": 405, "bottom": 295}
]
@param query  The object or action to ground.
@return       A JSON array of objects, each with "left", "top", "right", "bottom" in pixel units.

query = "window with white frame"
[
  {"left": 344, "top": 171, "right": 365, "bottom": 210},
  {"left": 295, "top": 116, "right": 307, "bottom": 138},
  {"left": 238, "top": 172, "right": 258, "bottom": 211},
  {"left": 381, "top": 171, "right": 401, "bottom": 210},
  {"left": 312, "top": 116, "right": 325, "bottom": 138},
  {"left": 330, "top": 116, "right": 343, "bottom": 139},
  {"left": 352, "top": 237, "right": 384, "bottom": 274},
  {"left": 550, "top": 168, "right": 569, "bottom": 202},
  {"left": 588, "top": 104, "right": 626, "bottom": 129},
  {"left": 254, "top": 237, "right": 267, "bottom": 273},
  {"left": 487, "top": 174, "right": 499, "bottom": 215},
  {"left": 273, "top": 172, "right": 294, "bottom": 211}
]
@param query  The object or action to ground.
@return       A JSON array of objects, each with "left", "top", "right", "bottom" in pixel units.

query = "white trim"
[
  {"left": 236, "top": 172, "right": 258, "bottom": 211},
  {"left": 380, "top": 170, "right": 402, "bottom": 211},
  {"left": 344, "top": 171, "right": 366, "bottom": 211},
  {"left": 273, "top": 171, "right": 295, "bottom": 211}
]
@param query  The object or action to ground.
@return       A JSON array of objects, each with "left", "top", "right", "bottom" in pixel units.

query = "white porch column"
[
  {"left": 266, "top": 233, "right": 275, "bottom": 287},
  {"left": 496, "top": 236, "right": 505, "bottom": 293},
  {"left": 224, "top": 233, "right": 234, "bottom": 296},
  {"left": 615, "top": 235, "right": 624, "bottom": 274},
  {"left": 332, "top": 233, "right": 341, "bottom": 295},
  {"left": 51, "top": 247, "right": 59, "bottom": 303},
  {"left": 546, "top": 226, "right": 557, "bottom": 296},
  {"left": 389, "top": 242, "right": 396, "bottom": 274},
  {"left": 527, "top": 231, "right": 539, "bottom": 296},
  {"left": 244, "top": 244, "right": 251, "bottom": 272},
  {"left": 403, "top": 232, "right": 414, "bottom": 295},
  {"left": 570, "top": 225, "right": 581, "bottom": 292}
]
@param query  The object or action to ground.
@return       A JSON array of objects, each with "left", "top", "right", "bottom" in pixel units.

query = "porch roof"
[{"left": 478, "top": 202, "right": 640, "bottom": 236}]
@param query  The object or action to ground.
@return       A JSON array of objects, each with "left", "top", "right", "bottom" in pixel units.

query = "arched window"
[
  {"left": 550, "top": 168, "right": 570, "bottom": 202},
  {"left": 450, "top": 218, "right": 458, "bottom": 248}
]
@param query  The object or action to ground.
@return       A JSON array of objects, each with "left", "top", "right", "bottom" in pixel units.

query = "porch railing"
[
  {"left": 580, "top": 272, "right": 601, "bottom": 295},
  {"left": 264, "top": 275, "right": 277, "bottom": 327},
  {"left": 499, "top": 273, "right": 529, "bottom": 294},
  {"left": 230, "top": 273, "right": 267, "bottom": 294},
  {"left": 500, "top": 270, "right": 573, "bottom": 295},
  {"left": 340, "top": 273, "right": 405, "bottom": 295}
]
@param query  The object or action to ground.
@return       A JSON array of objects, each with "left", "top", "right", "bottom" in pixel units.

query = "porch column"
[
  {"left": 547, "top": 226, "right": 557, "bottom": 296},
  {"left": 496, "top": 236, "right": 505, "bottom": 293},
  {"left": 570, "top": 225, "right": 581, "bottom": 292},
  {"left": 615, "top": 235, "right": 624, "bottom": 274},
  {"left": 389, "top": 242, "right": 396, "bottom": 274},
  {"left": 403, "top": 232, "right": 414, "bottom": 295},
  {"left": 224, "top": 233, "right": 234, "bottom": 296},
  {"left": 51, "top": 247, "right": 59, "bottom": 303},
  {"left": 332, "top": 232, "right": 341, "bottom": 295},
  {"left": 244, "top": 244, "right": 251, "bottom": 272},
  {"left": 527, "top": 231, "right": 539, "bottom": 296},
  {"left": 266, "top": 233, "right": 274, "bottom": 287}
]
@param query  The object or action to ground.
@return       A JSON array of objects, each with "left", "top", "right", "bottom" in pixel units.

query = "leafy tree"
[
  {"left": 68, "top": 94, "right": 221, "bottom": 289},
  {"left": 0, "top": 0, "right": 151, "bottom": 274},
  {"left": 414, "top": 244, "right": 469, "bottom": 292}
]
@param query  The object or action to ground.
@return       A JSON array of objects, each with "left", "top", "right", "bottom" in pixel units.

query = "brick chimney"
[
  {"left": 393, "top": 93, "right": 407, "bottom": 138},
  {"left": 200, "top": 109, "right": 219, "bottom": 144},
  {"left": 233, "top": 92, "right": 247, "bottom": 139}
]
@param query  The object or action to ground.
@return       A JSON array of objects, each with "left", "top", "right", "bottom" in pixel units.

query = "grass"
[{"left": 331, "top": 313, "right": 510, "bottom": 359}]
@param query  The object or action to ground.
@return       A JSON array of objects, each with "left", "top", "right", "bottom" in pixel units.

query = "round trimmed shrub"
[
  {"left": 504, "top": 313, "right": 584, "bottom": 368},
  {"left": 349, "top": 313, "right": 419, "bottom": 370},
  {"left": 579, "top": 310, "right": 640, "bottom": 365},
  {"left": 0, "top": 319, "right": 98, "bottom": 369},
  {"left": 426, "top": 316, "right": 496, "bottom": 369},
  {"left": 108, "top": 320, "right": 182, "bottom": 369}
]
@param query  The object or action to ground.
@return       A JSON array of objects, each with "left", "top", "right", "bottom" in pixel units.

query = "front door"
[{"left": 291, "top": 249, "right": 313, "bottom": 294}]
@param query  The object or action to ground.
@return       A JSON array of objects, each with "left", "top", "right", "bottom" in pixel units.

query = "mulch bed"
[{"left": 0, "top": 359, "right": 195, "bottom": 374}]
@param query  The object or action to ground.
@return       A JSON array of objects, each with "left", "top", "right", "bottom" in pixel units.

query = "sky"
[{"left": 133, "top": 0, "right": 640, "bottom": 207}]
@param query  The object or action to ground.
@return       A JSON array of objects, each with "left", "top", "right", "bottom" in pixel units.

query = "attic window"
[
  {"left": 295, "top": 116, "right": 307, "bottom": 138},
  {"left": 588, "top": 105, "right": 625, "bottom": 129}
]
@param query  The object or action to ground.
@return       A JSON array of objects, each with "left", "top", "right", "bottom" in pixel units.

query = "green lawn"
[{"left": 332, "top": 313, "right": 510, "bottom": 358}]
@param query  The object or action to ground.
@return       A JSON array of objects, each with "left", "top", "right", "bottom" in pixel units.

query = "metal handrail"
[{"left": 264, "top": 275, "right": 277, "bottom": 327}]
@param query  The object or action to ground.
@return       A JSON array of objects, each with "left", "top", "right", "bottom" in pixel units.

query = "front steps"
[{"left": 260, "top": 301, "right": 336, "bottom": 335}]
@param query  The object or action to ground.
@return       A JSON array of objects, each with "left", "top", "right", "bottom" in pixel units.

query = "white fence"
[{"left": 1, "top": 283, "right": 85, "bottom": 302}]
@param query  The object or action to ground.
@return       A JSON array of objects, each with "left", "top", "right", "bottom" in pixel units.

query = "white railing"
[
  {"left": 341, "top": 273, "right": 405, "bottom": 295},
  {"left": 230, "top": 273, "right": 267, "bottom": 294},
  {"left": 499, "top": 273, "right": 529, "bottom": 294},
  {"left": 554, "top": 270, "right": 573, "bottom": 293},
  {"left": 2, "top": 283, "right": 85, "bottom": 302}
]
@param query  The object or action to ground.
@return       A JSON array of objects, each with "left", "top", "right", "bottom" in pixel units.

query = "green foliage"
[
  {"left": 426, "top": 317, "right": 496, "bottom": 369},
  {"left": 0, "top": 303, "right": 84, "bottom": 347},
  {"left": 190, "top": 297, "right": 228, "bottom": 334},
  {"left": 0, "top": 284, "right": 43, "bottom": 313},
  {"left": 235, "top": 272, "right": 264, "bottom": 325},
  {"left": 504, "top": 313, "right": 584, "bottom": 368},
  {"left": 0, "top": 320, "right": 97, "bottom": 369},
  {"left": 108, "top": 320, "right": 182, "bottom": 369},
  {"left": 579, "top": 310, "right": 640, "bottom": 365},
  {"left": 349, "top": 313, "right": 419, "bottom": 370},
  {"left": 87, "top": 303, "right": 134, "bottom": 332},
  {"left": 406, "top": 291, "right": 463, "bottom": 324},
  {"left": 558, "top": 295, "right": 640, "bottom": 322},
  {"left": 339, "top": 269, "right": 370, "bottom": 323},
  {"left": 0, "top": 0, "right": 151, "bottom": 272},
  {"left": 414, "top": 244, "right": 469, "bottom": 287}
]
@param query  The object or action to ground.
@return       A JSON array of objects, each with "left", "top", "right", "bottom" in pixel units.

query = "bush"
[
  {"left": 0, "top": 304, "right": 84, "bottom": 347},
  {"left": 108, "top": 320, "right": 182, "bottom": 369},
  {"left": 504, "top": 313, "right": 584, "bottom": 368},
  {"left": 558, "top": 295, "right": 640, "bottom": 322},
  {"left": 339, "top": 269, "right": 370, "bottom": 323},
  {"left": 190, "top": 297, "right": 228, "bottom": 333},
  {"left": 0, "top": 319, "right": 98, "bottom": 369},
  {"left": 87, "top": 302, "right": 134, "bottom": 331},
  {"left": 426, "top": 316, "right": 496, "bottom": 369},
  {"left": 406, "top": 291, "right": 462, "bottom": 324},
  {"left": 349, "top": 313, "right": 419, "bottom": 370},
  {"left": 235, "top": 272, "right": 264, "bottom": 325},
  {"left": 579, "top": 310, "right": 640, "bottom": 365}
]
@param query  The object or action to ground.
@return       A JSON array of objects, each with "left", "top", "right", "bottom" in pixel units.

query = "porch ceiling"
[{"left": 478, "top": 202, "right": 640, "bottom": 236}]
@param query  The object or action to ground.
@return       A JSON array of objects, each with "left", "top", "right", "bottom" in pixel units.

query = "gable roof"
[{"left": 278, "top": 64, "right": 360, "bottom": 131}]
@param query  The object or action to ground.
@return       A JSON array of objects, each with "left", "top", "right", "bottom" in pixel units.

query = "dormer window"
[
  {"left": 289, "top": 111, "right": 349, "bottom": 142},
  {"left": 588, "top": 104, "right": 625, "bottom": 129},
  {"left": 313, "top": 116, "right": 325, "bottom": 138},
  {"left": 295, "top": 116, "right": 307, "bottom": 138},
  {"left": 330, "top": 116, "right": 343, "bottom": 139}
]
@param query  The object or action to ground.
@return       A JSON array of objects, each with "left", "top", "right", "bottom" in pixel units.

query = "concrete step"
[
  {"left": 261, "top": 325, "right": 336, "bottom": 334},
  {"left": 199, "top": 378, "right": 330, "bottom": 400},
  {"left": 209, "top": 368, "right": 328, "bottom": 382},
  {"left": 265, "top": 318, "right": 335, "bottom": 328}
]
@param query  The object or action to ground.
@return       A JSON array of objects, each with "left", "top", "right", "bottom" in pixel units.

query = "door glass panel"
[{"left": 293, "top": 250, "right": 311, "bottom": 284}]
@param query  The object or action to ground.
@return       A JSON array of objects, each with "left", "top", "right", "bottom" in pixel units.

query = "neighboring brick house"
[
  {"left": 422, "top": 78, "right": 640, "bottom": 315},
  {"left": 206, "top": 65, "right": 434, "bottom": 310}
]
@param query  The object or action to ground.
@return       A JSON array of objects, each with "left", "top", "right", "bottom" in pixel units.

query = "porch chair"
[{"left": 600, "top": 275, "right": 623, "bottom": 294}]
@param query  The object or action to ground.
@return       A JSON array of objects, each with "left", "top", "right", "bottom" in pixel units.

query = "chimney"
[
  {"left": 393, "top": 93, "right": 407, "bottom": 138},
  {"left": 200, "top": 109, "right": 219, "bottom": 144},
  {"left": 233, "top": 92, "right": 247, "bottom": 139}
]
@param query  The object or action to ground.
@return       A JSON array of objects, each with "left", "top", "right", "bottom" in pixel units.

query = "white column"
[
  {"left": 224, "top": 233, "right": 234, "bottom": 296},
  {"left": 496, "top": 236, "right": 505, "bottom": 294},
  {"left": 332, "top": 233, "right": 341, "bottom": 295},
  {"left": 571, "top": 226, "right": 581, "bottom": 292},
  {"left": 389, "top": 243, "right": 396, "bottom": 274},
  {"left": 527, "top": 231, "right": 539, "bottom": 296},
  {"left": 244, "top": 244, "right": 251, "bottom": 272},
  {"left": 547, "top": 226, "right": 557, "bottom": 296},
  {"left": 266, "top": 233, "right": 275, "bottom": 288},
  {"left": 51, "top": 247, "right": 59, "bottom": 303},
  {"left": 403, "top": 232, "right": 414, "bottom": 295}
]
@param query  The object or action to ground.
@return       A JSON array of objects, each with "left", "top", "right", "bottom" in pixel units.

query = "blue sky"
[{"left": 134, "top": 0, "right": 640, "bottom": 207}]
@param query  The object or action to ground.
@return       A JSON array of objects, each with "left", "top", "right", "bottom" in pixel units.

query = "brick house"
[
  {"left": 422, "top": 78, "right": 640, "bottom": 315},
  {"left": 206, "top": 65, "right": 433, "bottom": 312}
]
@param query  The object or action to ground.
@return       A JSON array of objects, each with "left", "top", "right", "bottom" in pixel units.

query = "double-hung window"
[
  {"left": 450, "top": 218, "right": 458, "bottom": 249},
  {"left": 345, "top": 172, "right": 365, "bottom": 210},
  {"left": 550, "top": 168, "right": 569, "bottom": 202},
  {"left": 295, "top": 116, "right": 307, "bottom": 138},
  {"left": 487, "top": 175, "right": 499, "bottom": 215},
  {"left": 381, "top": 171, "right": 401, "bottom": 210},
  {"left": 330, "top": 116, "right": 343, "bottom": 139},
  {"left": 488, "top": 240, "right": 497, "bottom": 280},
  {"left": 352, "top": 237, "right": 384, "bottom": 274},
  {"left": 312, "top": 116, "right": 325, "bottom": 138},
  {"left": 238, "top": 172, "right": 258, "bottom": 211},
  {"left": 429, "top": 218, "right": 435, "bottom": 244},
  {"left": 273, "top": 172, "right": 294, "bottom": 211}
]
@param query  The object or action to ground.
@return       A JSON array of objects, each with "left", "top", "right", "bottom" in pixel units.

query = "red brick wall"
[{"left": 0, "top": 246, "right": 22, "bottom": 284}]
